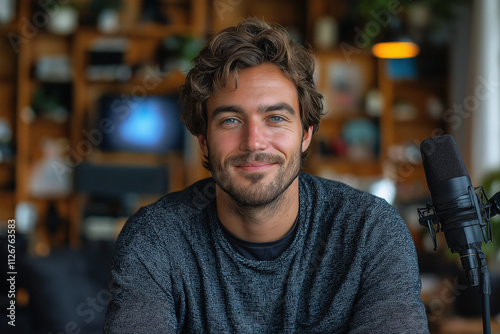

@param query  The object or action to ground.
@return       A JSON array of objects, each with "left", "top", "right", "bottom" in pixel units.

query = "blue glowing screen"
[{"left": 97, "top": 95, "right": 184, "bottom": 153}]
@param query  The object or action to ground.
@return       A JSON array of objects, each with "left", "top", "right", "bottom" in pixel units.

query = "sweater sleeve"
[
  {"left": 347, "top": 201, "right": 429, "bottom": 334},
  {"left": 103, "top": 209, "right": 178, "bottom": 334}
]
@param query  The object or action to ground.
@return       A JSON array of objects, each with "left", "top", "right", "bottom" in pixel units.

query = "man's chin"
[
  {"left": 234, "top": 164, "right": 285, "bottom": 185},
  {"left": 237, "top": 170, "right": 268, "bottom": 184}
]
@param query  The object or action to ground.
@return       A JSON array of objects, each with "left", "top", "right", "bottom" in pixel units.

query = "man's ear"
[
  {"left": 198, "top": 134, "right": 209, "bottom": 156},
  {"left": 301, "top": 126, "right": 313, "bottom": 152}
]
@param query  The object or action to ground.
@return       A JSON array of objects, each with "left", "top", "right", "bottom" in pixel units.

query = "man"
[{"left": 104, "top": 18, "right": 429, "bottom": 333}]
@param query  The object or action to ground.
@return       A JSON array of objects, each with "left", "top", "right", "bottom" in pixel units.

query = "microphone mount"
[{"left": 417, "top": 185, "right": 494, "bottom": 252}]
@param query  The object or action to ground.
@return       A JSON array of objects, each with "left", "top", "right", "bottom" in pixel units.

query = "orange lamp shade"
[{"left": 371, "top": 41, "right": 420, "bottom": 59}]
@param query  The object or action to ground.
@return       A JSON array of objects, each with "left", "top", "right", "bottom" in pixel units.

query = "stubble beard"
[{"left": 208, "top": 146, "right": 303, "bottom": 209}]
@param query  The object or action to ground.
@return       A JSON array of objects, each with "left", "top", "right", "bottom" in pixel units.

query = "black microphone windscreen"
[{"left": 420, "top": 134, "right": 469, "bottom": 186}]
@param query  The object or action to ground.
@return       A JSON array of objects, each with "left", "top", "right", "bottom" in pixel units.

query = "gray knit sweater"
[{"left": 104, "top": 173, "right": 429, "bottom": 333}]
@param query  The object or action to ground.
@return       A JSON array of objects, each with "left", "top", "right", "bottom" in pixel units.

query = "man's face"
[{"left": 198, "top": 63, "right": 312, "bottom": 207}]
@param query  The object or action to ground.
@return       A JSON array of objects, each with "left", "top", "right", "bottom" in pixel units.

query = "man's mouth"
[
  {"left": 235, "top": 162, "right": 276, "bottom": 172},
  {"left": 226, "top": 153, "right": 284, "bottom": 173}
]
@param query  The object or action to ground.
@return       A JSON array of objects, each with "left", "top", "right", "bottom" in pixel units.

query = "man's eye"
[
  {"left": 269, "top": 115, "right": 285, "bottom": 122},
  {"left": 222, "top": 118, "right": 239, "bottom": 124}
]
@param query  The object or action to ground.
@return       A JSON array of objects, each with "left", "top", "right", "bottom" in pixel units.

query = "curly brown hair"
[{"left": 179, "top": 17, "right": 324, "bottom": 138}]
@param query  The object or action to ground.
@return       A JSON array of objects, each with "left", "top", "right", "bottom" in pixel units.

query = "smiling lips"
[
  {"left": 235, "top": 162, "right": 276, "bottom": 172},
  {"left": 227, "top": 153, "right": 283, "bottom": 172}
]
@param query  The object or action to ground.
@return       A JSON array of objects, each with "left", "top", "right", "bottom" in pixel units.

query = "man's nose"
[{"left": 239, "top": 120, "right": 269, "bottom": 152}]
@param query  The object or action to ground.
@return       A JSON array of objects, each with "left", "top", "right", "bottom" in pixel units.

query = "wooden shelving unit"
[
  {"left": 68, "top": 0, "right": 209, "bottom": 246},
  {"left": 377, "top": 57, "right": 447, "bottom": 203},
  {"left": 2, "top": 0, "right": 209, "bottom": 249},
  {"left": 304, "top": 48, "right": 381, "bottom": 180},
  {"left": 0, "top": 1, "right": 26, "bottom": 227},
  {"left": 301, "top": 0, "right": 448, "bottom": 206}
]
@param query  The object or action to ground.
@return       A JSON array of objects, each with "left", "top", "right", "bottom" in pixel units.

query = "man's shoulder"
[
  {"left": 153, "top": 177, "right": 216, "bottom": 214},
  {"left": 299, "top": 173, "right": 378, "bottom": 202},
  {"left": 299, "top": 173, "right": 396, "bottom": 220},
  {"left": 120, "top": 178, "right": 215, "bottom": 237}
]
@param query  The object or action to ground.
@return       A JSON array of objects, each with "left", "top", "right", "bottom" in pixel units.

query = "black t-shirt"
[{"left": 218, "top": 216, "right": 298, "bottom": 261}]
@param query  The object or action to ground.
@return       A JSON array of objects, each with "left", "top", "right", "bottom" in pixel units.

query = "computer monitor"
[{"left": 96, "top": 94, "right": 185, "bottom": 154}]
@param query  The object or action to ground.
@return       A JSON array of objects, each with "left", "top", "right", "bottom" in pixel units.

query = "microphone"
[{"left": 418, "top": 134, "right": 493, "bottom": 287}]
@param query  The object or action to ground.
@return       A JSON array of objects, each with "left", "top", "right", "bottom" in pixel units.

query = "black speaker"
[{"left": 75, "top": 163, "right": 169, "bottom": 197}]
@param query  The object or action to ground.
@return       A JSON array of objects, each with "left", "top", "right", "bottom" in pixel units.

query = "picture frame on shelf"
[{"left": 315, "top": 51, "right": 375, "bottom": 118}]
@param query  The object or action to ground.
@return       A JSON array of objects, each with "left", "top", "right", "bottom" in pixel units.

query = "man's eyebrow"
[
  {"left": 211, "top": 105, "right": 244, "bottom": 119},
  {"left": 258, "top": 103, "right": 296, "bottom": 116},
  {"left": 210, "top": 103, "right": 297, "bottom": 119}
]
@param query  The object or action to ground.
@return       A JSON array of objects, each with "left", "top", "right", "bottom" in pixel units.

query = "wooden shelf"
[
  {"left": 0, "top": 22, "right": 18, "bottom": 34},
  {"left": 74, "top": 24, "right": 193, "bottom": 40},
  {"left": 0, "top": 190, "right": 15, "bottom": 226},
  {"left": 306, "top": 156, "right": 382, "bottom": 177},
  {"left": 0, "top": 161, "right": 15, "bottom": 191},
  {"left": 81, "top": 69, "right": 186, "bottom": 93}
]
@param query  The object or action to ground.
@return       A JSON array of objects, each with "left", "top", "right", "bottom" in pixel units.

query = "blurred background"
[{"left": 0, "top": 0, "right": 499, "bottom": 333}]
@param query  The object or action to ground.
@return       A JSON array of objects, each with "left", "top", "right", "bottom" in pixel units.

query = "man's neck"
[{"left": 216, "top": 178, "right": 300, "bottom": 243}]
